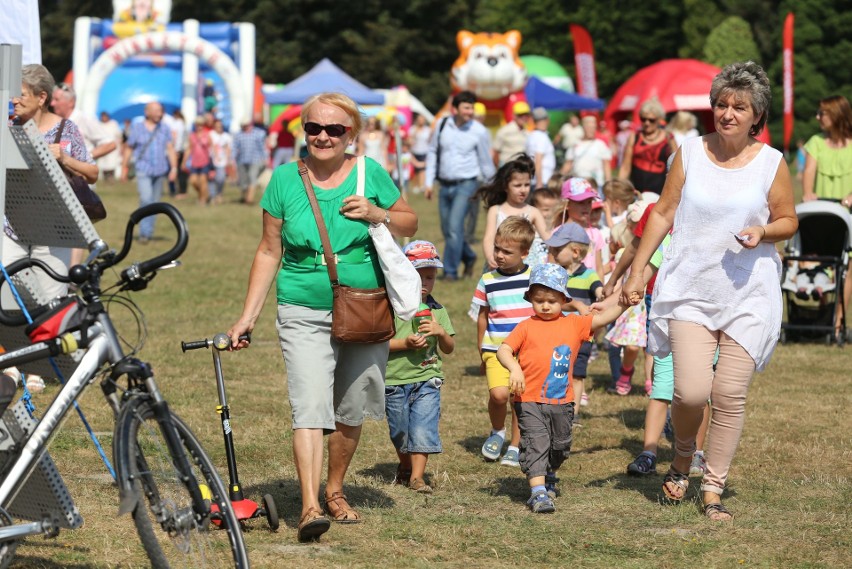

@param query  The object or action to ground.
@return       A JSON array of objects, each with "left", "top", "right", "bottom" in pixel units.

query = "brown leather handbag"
[{"left": 298, "top": 161, "right": 394, "bottom": 343}]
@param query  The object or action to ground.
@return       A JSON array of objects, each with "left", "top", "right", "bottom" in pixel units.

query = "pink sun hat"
[{"left": 561, "top": 177, "right": 598, "bottom": 201}]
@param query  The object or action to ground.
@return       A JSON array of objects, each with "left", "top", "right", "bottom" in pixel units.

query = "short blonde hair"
[
  {"left": 495, "top": 216, "right": 535, "bottom": 252},
  {"left": 301, "top": 92, "right": 364, "bottom": 139},
  {"left": 639, "top": 98, "right": 665, "bottom": 120},
  {"left": 602, "top": 179, "right": 637, "bottom": 203}
]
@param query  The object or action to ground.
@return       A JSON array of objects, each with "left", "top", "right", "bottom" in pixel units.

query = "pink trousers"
[{"left": 668, "top": 320, "right": 756, "bottom": 495}]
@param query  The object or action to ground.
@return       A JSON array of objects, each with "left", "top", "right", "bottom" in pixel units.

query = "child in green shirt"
[{"left": 385, "top": 241, "right": 456, "bottom": 493}]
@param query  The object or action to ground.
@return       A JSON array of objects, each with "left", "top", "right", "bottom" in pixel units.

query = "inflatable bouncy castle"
[{"left": 70, "top": 0, "right": 260, "bottom": 131}]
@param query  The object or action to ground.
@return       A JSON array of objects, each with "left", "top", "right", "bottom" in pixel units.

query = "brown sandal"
[
  {"left": 297, "top": 507, "right": 330, "bottom": 542},
  {"left": 703, "top": 501, "right": 734, "bottom": 521},
  {"left": 325, "top": 491, "right": 363, "bottom": 524}
]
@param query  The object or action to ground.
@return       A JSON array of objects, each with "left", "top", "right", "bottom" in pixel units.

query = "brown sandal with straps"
[
  {"left": 325, "top": 491, "right": 363, "bottom": 524},
  {"left": 297, "top": 507, "right": 330, "bottom": 542}
]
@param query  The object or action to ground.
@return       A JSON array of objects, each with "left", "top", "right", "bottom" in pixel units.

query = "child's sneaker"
[
  {"left": 527, "top": 490, "right": 555, "bottom": 514},
  {"left": 544, "top": 474, "right": 560, "bottom": 499},
  {"left": 481, "top": 432, "right": 505, "bottom": 461},
  {"left": 644, "top": 378, "right": 653, "bottom": 396},
  {"left": 614, "top": 366, "right": 633, "bottom": 395},
  {"left": 689, "top": 451, "right": 706, "bottom": 477},
  {"left": 626, "top": 452, "right": 657, "bottom": 476},
  {"left": 580, "top": 392, "right": 589, "bottom": 407},
  {"left": 499, "top": 448, "right": 520, "bottom": 467}
]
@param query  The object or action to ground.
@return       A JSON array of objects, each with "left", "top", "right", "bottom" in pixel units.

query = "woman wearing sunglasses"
[
  {"left": 228, "top": 92, "right": 417, "bottom": 542},
  {"left": 619, "top": 99, "right": 679, "bottom": 196}
]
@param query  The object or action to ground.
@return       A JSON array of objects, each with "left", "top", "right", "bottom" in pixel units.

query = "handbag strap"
[
  {"left": 297, "top": 160, "right": 340, "bottom": 285},
  {"left": 54, "top": 119, "right": 66, "bottom": 144},
  {"left": 356, "top": 155, "right": 365, "bottom": 197}
]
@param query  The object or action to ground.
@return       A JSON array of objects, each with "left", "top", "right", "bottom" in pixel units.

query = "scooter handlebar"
[{"left": 181, "top": 333, "right": 250, "bottom": 352}]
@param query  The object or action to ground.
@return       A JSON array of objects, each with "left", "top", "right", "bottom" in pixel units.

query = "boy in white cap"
[
  {"left": 497, "top": 263, "right": 628, "bottom": 513},
  {"left": 386, "top": 241, "right": 456, "bottom": 494}
]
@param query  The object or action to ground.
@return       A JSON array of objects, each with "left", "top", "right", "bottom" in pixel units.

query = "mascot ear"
[
  {"left": 505, "top": 30, "right": 522, "bottom": 51},
  {"left": 457, "top": 30, "right": 474, "bottom": 52}
]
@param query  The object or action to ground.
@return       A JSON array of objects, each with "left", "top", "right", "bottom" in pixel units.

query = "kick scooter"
[{"left": 181, "top": 333, "right": 279, "bottom": 530}]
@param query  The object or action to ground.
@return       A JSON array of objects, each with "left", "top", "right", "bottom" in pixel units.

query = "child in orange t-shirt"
[{"left": 497, "top": 263, "right": 628, "bottom": 513}]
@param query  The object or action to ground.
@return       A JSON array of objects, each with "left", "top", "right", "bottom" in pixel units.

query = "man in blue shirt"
[
  {"left": 232, "top": 121, "right": 268, "bottom": 205},
  {"left": 121, "top": 102, "right": 177, "bottom": 243},
  {"left": 425, "top": 91, "right": 495, "bottom": 281}
]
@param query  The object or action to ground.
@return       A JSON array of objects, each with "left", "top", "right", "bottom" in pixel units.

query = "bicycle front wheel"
[{"left": 115, "top": 397, "right": 249, "bottom": 569}]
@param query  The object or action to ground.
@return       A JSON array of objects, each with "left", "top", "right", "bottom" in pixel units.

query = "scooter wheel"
[{"left": 262, "top": 494, "right": 279, "bottom": 531}]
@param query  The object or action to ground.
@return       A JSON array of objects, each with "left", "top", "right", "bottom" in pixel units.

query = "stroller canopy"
[{"left": 790, "top": 201, "right": 852, "bottom": 257}]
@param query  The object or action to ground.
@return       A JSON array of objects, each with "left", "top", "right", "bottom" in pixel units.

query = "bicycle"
[{"left": 0, "top": 203, "right": 249, "bottom": 568}]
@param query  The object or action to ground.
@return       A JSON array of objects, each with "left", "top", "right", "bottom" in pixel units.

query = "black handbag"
[
  {"left": 297, "top": 160, "right": 394, "bottom": 344},
  {"left": 55, "top": 119, "right": 108, "bottom": 222}
]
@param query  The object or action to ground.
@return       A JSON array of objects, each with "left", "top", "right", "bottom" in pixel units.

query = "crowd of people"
[{"left": 6, "top": 58, "right": 850, "bottom": 542}]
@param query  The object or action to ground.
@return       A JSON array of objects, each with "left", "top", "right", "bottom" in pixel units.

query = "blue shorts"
[
  {"left": 385, "top": 379, "right": 442, "bottom": 454},
  {"left": 189, "top": 165, "right": 210, "bottom": 175},
  {"left": 573, "top": 341, "right": 593, "bottom": 379}
]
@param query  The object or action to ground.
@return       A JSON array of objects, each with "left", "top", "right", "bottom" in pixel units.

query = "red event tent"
[{"left": 604, "top": 59, "right": 770, "bottom": 143}]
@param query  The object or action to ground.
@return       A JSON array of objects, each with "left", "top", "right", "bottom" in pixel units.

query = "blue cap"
[
  {"left": 525, "top": 263, "right": 572, "bottom": 301},
  {"left": 544, "top": 221, "right": 590, "bottom": 247}
]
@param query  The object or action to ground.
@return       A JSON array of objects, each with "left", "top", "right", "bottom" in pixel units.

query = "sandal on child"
[
  {"left": 297, "top": 507, "right": 330, "bottom": 542},
  {"left": 703, "top": 501, "right": 733, "bottom": 521},
  {"left": 393, "top": 464, "right": 412, "bottom": 486},
  {"left": 662, "top": 467, "right": 689, "bottom": 502},
  {"left": 325, "top": 491, "right": 363, "bottom": 524}
]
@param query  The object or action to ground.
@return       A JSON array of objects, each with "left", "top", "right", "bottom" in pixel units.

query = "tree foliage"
[
  {"left": 703, "top": 16, "right": 762, "bottom": 68},
  {"left": 36, "top": 0, "right": 852, "bottom": 148}
]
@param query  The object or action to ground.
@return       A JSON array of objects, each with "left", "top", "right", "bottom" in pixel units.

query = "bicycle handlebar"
[
  {"left": 181, "top": 333, "right": 250, "bottom": 352},
  {"left": 0, "top": 203, "right": 189, "bottom": 327},
  {"left": 114, "top": 203, "right": 189, "bottom": 282}
]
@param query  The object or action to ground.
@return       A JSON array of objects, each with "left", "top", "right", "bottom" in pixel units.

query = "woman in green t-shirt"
[
  {"left": 802, "top": 95, "right": 852, "bottom": 337},
  {"left": 228, "top": 93, "right": 417, "bottom": 542}
]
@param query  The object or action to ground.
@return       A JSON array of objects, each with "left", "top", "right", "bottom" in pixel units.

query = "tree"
[{"left": 703, "top": 16, "right": 762, "bottom": 68}]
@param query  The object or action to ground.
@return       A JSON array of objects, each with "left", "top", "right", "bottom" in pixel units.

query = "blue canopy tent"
[
  {"left": 264, "top": 58, "right": 385, "bottom": 105},
  {"left": 523, "top": 76, "right": 604, "bottom": 110}
]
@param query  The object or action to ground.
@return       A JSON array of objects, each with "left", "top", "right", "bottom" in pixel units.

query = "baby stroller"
[{"left": 781, "top": 200, "right": 852, "bottom": 345}]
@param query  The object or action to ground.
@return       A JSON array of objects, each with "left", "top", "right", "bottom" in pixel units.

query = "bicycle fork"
[{"left": 112, "top": 360, "right": 208, "bottom": 523}]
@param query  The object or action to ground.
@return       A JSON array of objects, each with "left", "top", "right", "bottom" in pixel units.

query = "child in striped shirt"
[{"left": 472, "top": 217, "right": 537, "bottom": 467}]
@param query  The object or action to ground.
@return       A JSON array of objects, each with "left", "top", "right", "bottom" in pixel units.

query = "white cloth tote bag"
[{"left": 356, "top": 156, "right": 421, "bottom": 320}]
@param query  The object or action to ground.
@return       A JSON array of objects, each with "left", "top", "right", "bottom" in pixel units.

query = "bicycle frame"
[{"left": 0, "top": 203, "right": 194, "bottom": 546}]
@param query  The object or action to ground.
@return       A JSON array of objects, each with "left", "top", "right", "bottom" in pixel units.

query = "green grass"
[{"left": 8, "top": 176, "right": 851, "bottom": 568}]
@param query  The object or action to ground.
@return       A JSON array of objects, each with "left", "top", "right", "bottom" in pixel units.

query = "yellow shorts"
[{"left": 482, "top": 352, "right": 510, "bottom": 391}]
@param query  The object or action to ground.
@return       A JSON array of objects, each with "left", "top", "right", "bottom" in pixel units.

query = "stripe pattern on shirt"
[{"left": 472, "top": 266, "right": 534, "bottom": 352}]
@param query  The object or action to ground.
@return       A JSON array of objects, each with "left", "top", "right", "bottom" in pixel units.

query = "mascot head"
[{"left": 451, "top": 30, "right": 527, "bottom": 101}]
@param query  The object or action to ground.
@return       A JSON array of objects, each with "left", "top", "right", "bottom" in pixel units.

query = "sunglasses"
[
  {"left": 639, "top": 116, "right": 658, "bottom": 123},
  {"left": 304, "top": 122, "right": 351, "bottom": 137},
  {"left": 816, "top": 110, "right": 825, "bottom": 118}
]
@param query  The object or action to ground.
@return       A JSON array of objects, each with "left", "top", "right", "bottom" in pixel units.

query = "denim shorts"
[
  {"left": 276, "top": 304, "right": 388, "bottom": 432},
  {"left": 573, "top": 341, "right": 593, "bottom": 378},
  {"left": 385, "top": 379, "right": 442, "bottom": 453}
]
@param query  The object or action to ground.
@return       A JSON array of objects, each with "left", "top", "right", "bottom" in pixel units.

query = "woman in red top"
[
  {"left": 619, "top": 99, "right": 678, "bottom": 195},
  {"left": 181, "top": 116, "right": 211, "bottom": 205}
]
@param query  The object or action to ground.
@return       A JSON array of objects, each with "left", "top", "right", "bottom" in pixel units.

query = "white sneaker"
[
  {"left": 690, "top": 451, "right": 706, "bottom": 477},
  {"left": 580, "top": 393, "right": 589, "bottom": 407}
]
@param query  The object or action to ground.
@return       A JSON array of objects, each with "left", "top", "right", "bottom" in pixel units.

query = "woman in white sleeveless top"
[{"left": 622, "top": 62, "right": 798, "bottom": 521}]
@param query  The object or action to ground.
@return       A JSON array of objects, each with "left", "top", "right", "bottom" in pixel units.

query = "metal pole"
[{"left": 0, "top": 44, "right": 23, "bottom": 254}]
